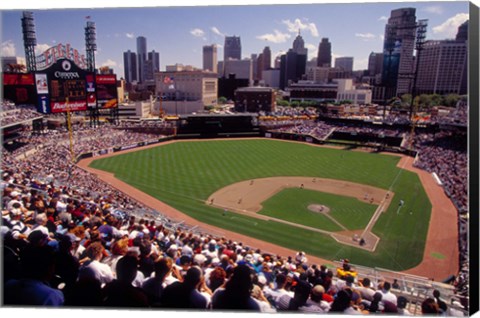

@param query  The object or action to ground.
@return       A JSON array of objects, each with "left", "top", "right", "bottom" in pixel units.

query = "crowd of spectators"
[
  {"left": 270, "top": 121, "right": 337, "bottom": 140},
  {"left": 1, "top": 181, "right": 464, "bottom": 315},
  {"left": 1, "top": 104, "right": 42, "bottom": 127},
  {"left": 434, "top": 100, "right": 468, "bottom": 126},
  {"left": 0, "top": 103, "right": 470, "bottom": 313}
]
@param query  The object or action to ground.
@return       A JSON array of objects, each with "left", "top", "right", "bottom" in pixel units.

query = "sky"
[{"left": 0, "top": 0, "right": 472, "bottom": 78}]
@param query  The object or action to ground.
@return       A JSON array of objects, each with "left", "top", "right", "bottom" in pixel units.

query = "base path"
[{"left": 77, "top": 139, "right": 459, "bottom": 280}]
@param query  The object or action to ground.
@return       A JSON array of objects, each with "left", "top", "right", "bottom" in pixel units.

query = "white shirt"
[{"left": 80, "top": 259, "right": 114, "bottom": 285}]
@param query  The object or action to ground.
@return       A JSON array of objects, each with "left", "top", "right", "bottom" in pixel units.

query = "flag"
[
  {"left": 164, "top": 76, "right": 175, "bottom": 90},
  {"left": 85, "top": 16, "right": 91, "bottom": 19}
]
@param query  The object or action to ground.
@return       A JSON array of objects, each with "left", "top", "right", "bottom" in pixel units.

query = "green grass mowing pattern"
[
  {"left": 259, "top": 188, "right": 377, "bottom": 231},
  {"left": 89, "top": 139, "right": 431, "bottom": 270}
]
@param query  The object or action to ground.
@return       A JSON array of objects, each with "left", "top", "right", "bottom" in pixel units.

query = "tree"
[
  {"left": 443, "top": 94, "right": 460, "bottom": 107},
  {"left": 217, "top": 96, "right": 228, "bottom": 104}
]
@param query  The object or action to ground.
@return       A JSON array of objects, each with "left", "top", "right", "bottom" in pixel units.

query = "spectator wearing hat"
[{"left": 308, "top": 284, "right": 331, "bottom": 312}]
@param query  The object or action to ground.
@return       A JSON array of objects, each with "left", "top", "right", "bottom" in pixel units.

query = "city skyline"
[{"left": 1, "top": 1, "right": 470, "bottom": 78}]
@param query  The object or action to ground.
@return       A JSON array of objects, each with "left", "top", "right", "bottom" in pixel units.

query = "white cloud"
[
  {"left": 126, "top": 32, "right": 135, "bottom": 39},
  {"left": 378, "top": 16, "right": 388, "bottom": 21},
  {"left": 35, "top": 43, "right": 51, "bottom": 55},
  {"left": 211, "top": 26, "right": 225, "bottom": 37},
  {"left": 432, "top": 13, "right": 468, "bottom": 39},
  {"left": 190, "top": 28, "right": 205, "bottom": 37},
  {"left": 423, "top": 6, "right": 444, "bottom": 15},
  {"left": 282, "top": 18, "right": 319, "bottom": 37},
  {"left": 305, "top": 43, "right": 318, "bottom": 58},
  {"left": 1, "top": 40, "right": 16, "bottom": 56},
  {"left": 355, "top": 33, "right": 376, "bottom": 41},
  {"left": 379, "top": 34, "right": 385, "bottom": 41},
  {"left": 101, "top": 59, "right": 117, "bottom": 68},
  {"left": 256, "top": 30, "right": 291, "bottom": 44}
]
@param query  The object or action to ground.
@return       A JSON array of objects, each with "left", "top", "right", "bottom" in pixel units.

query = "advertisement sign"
[
  {"left": 86, "top": 74, "right": 96, "bottom": 107},
  {"left": 37, "top": 95, "right": 50, "bottom": 114},
  {"left": 96, "top": 74, "right": 118, "bottom": 109},
  {"left": 35, "top": 73, "right": 49, "bottom": 94},
  {"left": 3, "top": 73, "right": 36, "bottom": 105},
  {"left": 36, "top": 43, "right": 87, "bottom": 70},
  {"left": 44, "top": 58, "right": 89, "bottom": 113}
]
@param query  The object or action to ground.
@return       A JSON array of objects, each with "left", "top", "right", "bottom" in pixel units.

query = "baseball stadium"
[{"left": 1, "top": 6, "right": 475, "bottom": 317}]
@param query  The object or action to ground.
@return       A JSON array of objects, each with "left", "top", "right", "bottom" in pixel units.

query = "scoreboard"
[{"left": 33, "top": 54, "right": 117, "bottom": 114}]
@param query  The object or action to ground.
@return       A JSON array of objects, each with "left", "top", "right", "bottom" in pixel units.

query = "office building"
[
  {"left": 145, "top": 50, "right": 160, "bottom": 81},
  {"left": 262, "top": 46, "right": 271, "bottom": 70},
  {"left": 317, "top": 38, "right": 332, "bottom": 67},
  {"left": 155, "top": 70, "right": 217, "bottom": 107},
  {"left": 203, "top": 44, "right": 218, "bottom": 73},
  {"left": 368, "top": 52, "right": 384, "bottom": 77},
  {"left": 334, "top": 57, "right": 354, "bottom": 73},
  {"left": 415, "top": 40, "right": 468, "bottom": 95},
  {"left": 381, "top": 8, "right": 417, "bottom": 97},
  {"left": 123, "top": 50, "right": 137, "bottom": 83},
  {"left": 234, "top": 87, "right": 276, "bottom": 113},
  {"left": 224, "top": 36, "right": 241, "bottom": 61},
  {"left": 224, "top": 58, "right": 253, "bottom": 81},
  {"left": 136, "top": 36, "right": 147, "bottom": 83}
]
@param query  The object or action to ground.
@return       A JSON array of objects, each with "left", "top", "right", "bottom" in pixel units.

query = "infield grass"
[
  {"left": 89, "top": 139, "right": 431, "bottom": 270},
  {"left": 259, "top": 188, "right": 377, "bottom": 231}
]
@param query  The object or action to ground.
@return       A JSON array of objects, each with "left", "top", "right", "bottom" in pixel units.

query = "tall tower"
[
  {"left": 224, "top": 36, "right": 241, "bottom": 61},
  {"left": 21, "top": 11, "right": 37, "bottom": 72},
  {"left": 292, "top": 31, "right": 308, "bottom": 56},
  {"left": 381, "top": 7, "right": 417, "bottom": 97},
  {"left": 262, "top": 46, "right": 271, "bottom": 70},
  {"left": 123, "top": 50, "right": 137, "bottom": 83},
  {"left": 136, "top": 36, "right": 147, "bottom": 83},
  {"left": 317, "top": 38, "right": 331, "bottom": 67},
  {"left": 85, "top": 21, "right": 97, "bottom": 72},
  {"left": 145, "top": 50, "right": 160, "bottom": 81},
  {"left": 203, "top": 44, "right": 218, "bottom": 73}
]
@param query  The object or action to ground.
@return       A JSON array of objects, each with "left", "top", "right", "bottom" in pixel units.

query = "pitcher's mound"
[{"left": 308, "top": 204, "right": 330, "bottom": 214}]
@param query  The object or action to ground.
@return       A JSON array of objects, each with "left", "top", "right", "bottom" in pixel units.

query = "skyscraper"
[
  {"left": 136, "top": 36, "right": 147, "bottom": 83},
  {"left": 145, "top": 50, "right": 160, "bottom": 81},
  {"left": 317, "top": 38, "right": 331, "bottom": 67},
  {"left": 203, "top": 44, "right": 218, "bottom": 73},
  {"left": 123, "top": 50, "right": 137, "bottom": 83},
  {"left": 262, "top": 46, "right": 271, "bottom": 70},
  {"left": 381, "top": 8, "right": 417, "bottom": 97},
  {"left": 224, "top": 36, "right": 241, "bottom": 61},
  {"left": 368, "top": 52, "right": 384, "bottom": 77},
  {"left": 416, "top": 21, "right": 468, "bottom": 96},
  {"left": 292, "top": 32, "right": 308, "bottom": 56}
]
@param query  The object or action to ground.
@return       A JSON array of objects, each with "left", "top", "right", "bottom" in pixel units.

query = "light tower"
[
  {"left": 21, "top": 11, "right": 37, "bottom": 72},
  {"left": 85, "top": 20, "right": 97, "bottom": 72},
  {"left": 85, "top": 20, "right": 100, "bottom": 126}
]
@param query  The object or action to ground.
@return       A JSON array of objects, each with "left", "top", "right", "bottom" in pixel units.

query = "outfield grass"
[
  {"left": 259, "top": 188, "right": 377, "bottom": 231},
  {"left": 89, "top": 139, "right": 431, "bottom": 270}
]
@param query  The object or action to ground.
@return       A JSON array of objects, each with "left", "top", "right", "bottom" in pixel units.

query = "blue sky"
[{"left": 0, "top": 0, "right": 471, "bottom": 78}]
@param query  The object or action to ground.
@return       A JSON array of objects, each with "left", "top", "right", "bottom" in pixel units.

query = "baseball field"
[{"left": 88, "top": 138, "right": 433, "bottom": 271}]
